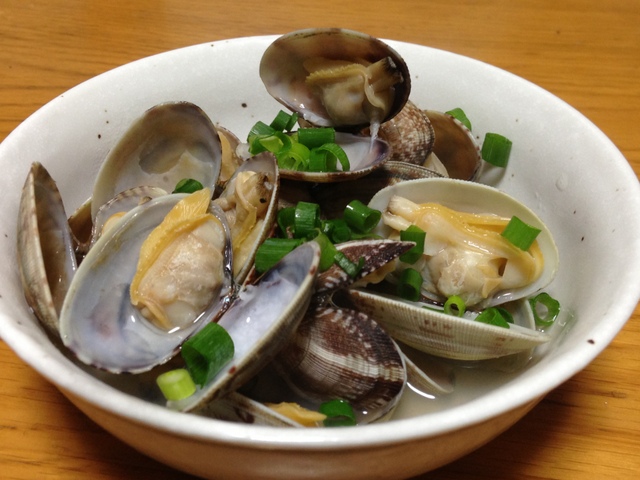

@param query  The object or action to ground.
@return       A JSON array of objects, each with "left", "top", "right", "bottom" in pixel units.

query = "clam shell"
[
  {"left": 170, "top": 241, "right": 321, "bottom": 412},
  {"left": 423, "top": 110, "right": 482, "bottom": 180},
  {"left": 346, "top": 290, "right": 550, "bottom": 360},
  {"left": 368, "top": 177, "right": 559, "bottom": 307},
  {"left": 273, "top": 304, "right": 406, "bottom": 423},
  {"left": 59, "top": 193, "right": 234, "bottom": 373},
  {"left": 17, "top": 162, "right": 77, "bottom": 336},
  {"left": 91, "top": 101, "right": 222, "bottom": 218},
  {"left": 260, "top": 28, "right": 410, "bottom": 131},
  {"left": 213, "top": 152, "right": 280, "bottom": 284}
]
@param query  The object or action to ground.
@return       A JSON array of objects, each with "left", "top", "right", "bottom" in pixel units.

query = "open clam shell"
[
  {"left": 345, "top": 290, "right": 550, "bottom": 360},
  {"left": 170, "top": 241, "right": 321, "bottom": 412},
  {"left": 260, "top": 28, "right": 411, "bottom": 131},
  {"left": 423, "top": 110, "right": 482, "bottom": 180},
  {"left": 213, "top": 152, "right": 280, "bottom": 283},
  {"left": 17, "top": 162, "right": 77, "bottom": 336},
  {"left": 369, "top": 177, "right": 559, "bottom": 307},
  {"left": 91, "top": 101, "right": 222, "bottom": 218},
  {"left": 59, "top": 192, "right": 234, "bottom": 373}
]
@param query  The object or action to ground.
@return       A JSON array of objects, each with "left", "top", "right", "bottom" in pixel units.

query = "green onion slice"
[
  {"left": 323, "top": 218, "right": 351, "bottom": 243},
  {"left": 313, "top": 143, "right": 350, "bottom": 172},
  {"left": 254, "top": 237, "right": 303, "bottom": 274},
  {"left": 446, "top": 107, "right": 472, "bottom": 131},
  {"left": 294, "top": 201, "right": 321, "bottom": 238},
  {"left": 172, "top": 178, "right": 204, "bottom": 194},
  {"left": 482, "top": 132, "right": 513, "bottom": 168},
  {"left": 475, "top": 307, "right": 513, "bottom": 329},
  {"left": 269, "top": 110, "right": 294, "bottom": 131},
  {"left": 334, "top": 251, "right": 364, "bottom": 278},
  {"left": 297, "top": 127, "right": 335, "bottom": 149},
  {"left": 343, "top": 200, "right": 382, "bottom": 234},
  {"left": 444, "top": 295, "right": 466, "bottom": 317},
  {"left": 397, "top": 268, "right": 423, "bottom": 302},
  {"left": 319, "top": 399, "right": 357, "bottom": 427},
  {"left": 313, "top": 232, "right": 339, "bottom": 271},
  {"left": 528, "top": 292, "right": 560, "bottom": 327},
  {"left": 277, "top": 206, "right": 296, "bottom": 237},
  {"left": 399, "top": 225, "right": 426, "bottom": 264},
  {"left": 156, "top": 368, "right": 197, "bottom": 401},
  {"left": 501, "top": 216, "right": 541, "bottom": 251},
  {"left": 181, "top": 323, "right": 235, "bottom": 387}
]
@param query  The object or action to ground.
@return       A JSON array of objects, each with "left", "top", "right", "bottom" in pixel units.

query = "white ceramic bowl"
[{"left": 1, "top": 35, "right": 639, "bottom": 480}]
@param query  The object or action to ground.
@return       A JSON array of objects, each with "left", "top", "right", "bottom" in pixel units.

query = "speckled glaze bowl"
[{"left": 1, "top": 35, "right": 639, "bottom": 479}]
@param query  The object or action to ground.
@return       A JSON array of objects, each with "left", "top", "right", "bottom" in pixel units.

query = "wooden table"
[{"left": 1, "top": 1, "right": 638, "bottom": 478}]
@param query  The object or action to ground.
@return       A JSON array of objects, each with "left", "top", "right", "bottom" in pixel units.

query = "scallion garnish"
[
  {"left": 501, "top": 215, "right": 541, "bottom": 251},
  {"left": 528, "top": 292, "right": 560, "bottom": 327},
  {"left": 312, "top": 143, "right": 350, "bottom": 172},
  {"left": 156, "top": 368, "right": 197, "bottom": 401},
  {"left": 277, "top": 206, "right": 296, "bottom": 237},
  {"left": 173, "top": 178, "right": 204, "bottom": 194},
  {"left": 323, "top": 218, "right": 351, "bottom": 244},
  {"left": 481, "top": 132, "right": 512, "bottom": 167},
  {"left": 399, "top": 225, "right": 426, "bottom": 264},
  {"left": 297, "top": 127, "right": 335, "bottom": 149},
  {"left": 319, "top": 399, "right": 357, "bottom": 427},
  {"left": 294, "top": 201, "right": 321, "bottom": 238},
  {"left": 343, "top": 200, "right": 382, "bottom": 234},
  {"left": 313, "top": 232, "right": 339, "bottom": 271},
  {"left": 445, "top": 107, "right": 472, "bottom": 131},
  {"left": 397, "top": 268, "right": 423, "bottom": 301},
  {"left": 269, "top": 110, "right": 295, "bottom": 131},
  {"left": 444, "top": 295, "right": 466, "bottom": 317},
  {"left": 181, "top": 323, "right": 235, "bottom": 387},
  {"left": 334, "top": 251, "right": 364, "bottom": 278},
  {"left": 254, "top": 237, "right": 303, "bottom": 274},
  {"left": 475, "top": 307, "right": 513, "bottom": 329}
]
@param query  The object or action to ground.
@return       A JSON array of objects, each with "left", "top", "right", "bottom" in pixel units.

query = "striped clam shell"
[
  {"left": 273, "top": 304, "right": 406, "bottom": 423},
  {"left": 17, "top": 162, "right": 77, "bottom": 337}
]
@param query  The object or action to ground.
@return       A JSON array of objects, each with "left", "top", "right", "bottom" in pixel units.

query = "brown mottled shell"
[
  {"left": 315, "top": 239, "right": 414, "bottom": 294},
  {"left": 273, "top": 304, "right": 406, "bottom": 422},
  {"left": 376, "top": 100, "right": 435, "bottom": 165},
  {"left": 423, "top": 109, "right": 482, "bottom": 180},
  {"left": 17, "top": 162, "right": 77, "bottom": 336}
]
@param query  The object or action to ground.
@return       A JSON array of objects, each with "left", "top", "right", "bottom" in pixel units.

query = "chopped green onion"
[
  {"left": 399, "top": 225, "right": 426, "bottom": 264},
  {"left": 313, "top": 143, "right": 350, "bottom": 172},
  {"left": 444, "top": 295, "right": 466, "bottom": 317},
  {"left": 181, "top": 323, "right": 235, "bottom": 387},
  {"left": 269, "top": 110, "right": 294, "bottom": 131},
  {"left": 277, "top": 206, "right": 296, "bottom": 237},
  {"left": 278, "top": 141, "right": 310, "bottom": 171},
  {"left": 475, "top": 307, "right": 513, "bottom": 329},
  {"left": 156, "top": 368, "right": 197, "bottom": 401},
  {"left": 308, "top": 148, "right": 335, "bottom": 172},
  {"left": 255, "top": 237, "right": 303, "bottom": 274},
  {"left": 501, "top": 216, "right": 541, "bottom": 251},
  {"left": 323, "top": 218, "right": 351, "bottom": 243},
  {"left": 481, "top": 132, "right": 512, "bottom": 167},
  {"left": 313, "top": 232, "right": 339, "bottom": 271},
  {"left": 297, "top": 127, "right": 335, "bottom": 149},
  {"left": 319, "top": 399, "right": 357, "bottom": 427},
  {"left": 334, "top": 251, "right": 364, "bottom": 278},
  {"left": 529, "top": 292, "right": 560, "bottom": 327},
  {"left": 285, "top": 112, "right": 299, "bottom": 131},
  {"left": 173, "top": 178, "right": 204, "bottom": 194},
  {"left": 446, "top": 107, "right": 472, "bottom": 131},
  {"left": 343, "top": 200, "right": 382, "bottom": 234},
  {"left": 247, "top": 121, "right": 275, "bottom": 143},
  {"left": 294, "top": 201, "right": 321, "bottom": 238},
  {"left": 397, "top": 268, "right": 423, "bottom": 301}
]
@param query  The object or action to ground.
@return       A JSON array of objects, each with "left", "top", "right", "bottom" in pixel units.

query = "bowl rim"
[{"left": 1, "top": 34, "right": 640, "bottom": 450}]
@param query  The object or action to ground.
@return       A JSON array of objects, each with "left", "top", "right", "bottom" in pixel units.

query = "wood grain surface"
[{"left": 1, "top": 1, "right": 639, "bottom": 478}]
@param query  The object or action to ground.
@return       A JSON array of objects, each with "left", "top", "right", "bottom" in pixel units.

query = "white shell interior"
[{"left": 0, "top": 35, "right": 639, "bottom": 479}]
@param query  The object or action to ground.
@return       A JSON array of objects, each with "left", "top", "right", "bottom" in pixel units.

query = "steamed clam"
[
  {"left": 260, "top": 28, "right": 410, "bottom": 131},
  {"left": 342, "top": 177, "right": 559, "bottom": 360}
]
